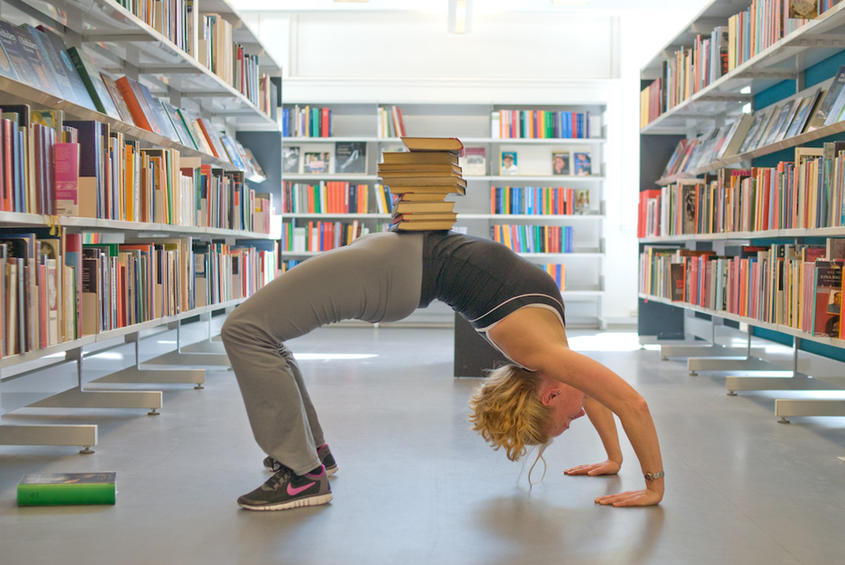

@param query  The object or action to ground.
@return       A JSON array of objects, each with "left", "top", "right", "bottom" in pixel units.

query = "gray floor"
[{"left": 0, "top": 320, "right": 844, "bottom": 564}]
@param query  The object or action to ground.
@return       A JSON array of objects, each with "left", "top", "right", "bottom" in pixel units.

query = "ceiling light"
[{"left": 449, "top": 0, "right": 472, "bottom": 34}]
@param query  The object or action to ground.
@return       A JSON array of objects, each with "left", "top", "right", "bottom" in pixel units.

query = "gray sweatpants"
[{"left": 221, "top": 231, "right": 423, "bottom": 475}]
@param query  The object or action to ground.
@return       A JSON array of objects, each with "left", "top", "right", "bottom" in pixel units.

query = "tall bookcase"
[
  {"left": 638, "top": 0, "right": 845, "bottom": 425},
  {"left": 280, "top": 102, "right": 607, "bottom": 328},
  {"left": 0, "top": 0, "right": 282, "bottom": 452}
]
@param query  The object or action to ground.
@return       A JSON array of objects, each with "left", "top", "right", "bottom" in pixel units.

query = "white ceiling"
[{"left": 232, "top": 0, "right": 707, "bottom": 16}]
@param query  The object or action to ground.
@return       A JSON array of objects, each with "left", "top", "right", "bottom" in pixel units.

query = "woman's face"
[{"left": 546, "top": 386, "right": 586, "bottom": 437}]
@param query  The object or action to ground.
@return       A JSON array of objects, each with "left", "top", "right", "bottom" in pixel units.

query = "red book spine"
[{"left": 115, "top": 77, "right": 153, "bottom": 132}]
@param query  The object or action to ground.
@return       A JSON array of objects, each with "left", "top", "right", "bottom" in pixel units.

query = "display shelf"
[
  {"left": 640, "top": 226, "right": 845, "bottom": 243},
  {"left": 281, "top": 101, "right": 607, "bottom": 327},
  {"left": 641, "top": 1, "right": 845, "bottom": 135},
  {"left": 284, "top": 174, "right": 380, "bottom": 182},
  {"left": 460, "top": 214, "right": 604, "bottom": 221},
  {"left": 656, "top": 105, "right": 845, "bottom": 185},
  {"left": 0, "top": 298, "right": 245, "bottom": 372},
  {"left": 639, "top": 292, "right": 845, "bottom": 349},
  {"left": 285, "top": 136, "right": 606, "bottom": 145},
  {"left": 0, "top": 211, "right": 272, "bottom": 239},
  {"left": 0, "top": 75, "right": 240, "bottom": 171},
  {"left": 19, "top": 0, "right": 281, "bottom": 131},
  {"left": 282, "top": 213, "right": 390, "bottom": 220}
]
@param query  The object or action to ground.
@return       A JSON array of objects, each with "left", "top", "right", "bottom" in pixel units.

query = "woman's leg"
[{"left": 221, "top": 232, "right": 423, "bottom": 476}]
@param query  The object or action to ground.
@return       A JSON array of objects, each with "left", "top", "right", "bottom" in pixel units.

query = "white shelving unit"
[
  {"left": 638, "top": 0, "right": 845, "bottom": 431},
  {"left": 0, "top": 0, "right": 282, "bottom": 452},
  {"left": 281, "top": 102, "right": 607, "bottom": 327}
]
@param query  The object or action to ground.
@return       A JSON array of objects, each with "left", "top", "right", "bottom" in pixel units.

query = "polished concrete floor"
[{"left": 0, "top": 320, "right": 843, "bottom": 565}]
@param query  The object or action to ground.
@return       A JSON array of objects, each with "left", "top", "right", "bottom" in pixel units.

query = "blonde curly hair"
[{"left": 468, "top": 363, "right": 553, "bottom": 461}]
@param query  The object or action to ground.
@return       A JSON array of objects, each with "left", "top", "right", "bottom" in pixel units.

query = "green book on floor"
[{"left": 17, "top": 472, "right": 116, "bottom": 506}]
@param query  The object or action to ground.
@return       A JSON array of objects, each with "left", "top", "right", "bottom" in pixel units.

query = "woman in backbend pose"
[{"left": 221, "top": 230, "right": 665, "bottom": 511}]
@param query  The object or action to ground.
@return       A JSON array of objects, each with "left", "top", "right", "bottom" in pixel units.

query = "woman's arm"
[
  {"left": 538, "top": 347, "right": 664, "bottom": 506},
  {"left": 564, "top": 395, "right": 623, "bottom": 476}
]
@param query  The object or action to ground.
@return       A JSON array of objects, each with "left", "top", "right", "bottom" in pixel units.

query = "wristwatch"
[{"left": 644, "top": 471, "right": 664, "bottom": 481}]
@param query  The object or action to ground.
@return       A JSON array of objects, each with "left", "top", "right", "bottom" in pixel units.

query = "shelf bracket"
[
  {"left": 141, "top": 318, "right": 230, "bottom": 370},
  {"left": 90, "top": 330, "right": 207, "bottom": 389}
]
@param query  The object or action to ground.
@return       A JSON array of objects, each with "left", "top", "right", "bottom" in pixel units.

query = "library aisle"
[{"left": 0, "top": 319, "right": 842, "bottom": 564}]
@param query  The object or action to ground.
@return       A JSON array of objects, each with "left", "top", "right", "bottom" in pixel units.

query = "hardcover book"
[
  {"left": 283, "top": 146, "right": 300, "bottom": 174},
  {"left": 35, "top": 25, "right": 95, "bottom": 110},
  {"left": 573, "top": 152, "right": 592, "bottom": 176},
  {"left": 500, "top": 151, "right": 518, "bottom": 175},
  {"left": 552, "top": 151, "right": 571, "bottom": 175},
  {"left": 334, "top": 141, "right": 366, "bottom": 174},
  {"left": 18, "top": 472, "right": 116, "bottom": 506},
  {"left": 459, "top": 147, "right": 486, "bottom": 176},
  {"left": 303, "top": 151, "right": 330, "bottom": 174},
  {"left": 808, "top": 66, "right": 845, "bottom": 129},
  {"left": 66, "top": 47, "right": 120, "bottom": 119},
  {"left": 813, "top": 260, "right": 843, "bottom": 337}
]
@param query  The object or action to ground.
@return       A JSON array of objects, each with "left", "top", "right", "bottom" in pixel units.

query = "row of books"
[
  {"left": 0, "top": 228, "right": 278, "bottom": 358},
  {"left": 281, "top": 106, "right": 332, "bottom": 138},
  {"left": 726, "top": 0, "right": 816, "bottom": 72},
  {"left": 640, "top": 1, "right": 839, "bottom": 127},
  {"left": 542, "top": 263, "right": 566, "bottom": 292},
  {"left": 658, "top": 27, "right": 730, "bottom": 118},
  {"left": 114, "top": 0, "right": 196, "bottom": 56},
  {"left": 0, "top": 111, "right": 270, "bottom": 232},
  {"left": 639, "top": 238, "right": 845, "bottom": 339},
  {"left": 280, "top": 221, "right": 389, "bottom": 253},
  {"left": 490, "top": 224, "right": 575, "bottom": 254},
  {"left": 112, "top": 3, "right": 274, "bottom": 115},
  {"left": 0, "top": 19, "right": 266, "bottom": 176},
  {"left": 282, "top": 181, "right": 394, "bottom": 215},
  {"left": 378, "top": 106, "right": 407, "bottom": 138},
  {"left": 491, "top": 110, "right": 600, "bottom": 139},
  {"left": 283, "top": 143, "right": 367, "bottom": 174},
  {"left": 660, "top": 69, "right": 845, "bottom": 178},
  {"left": 490, "top": 186, "right": 589, "bottom": 216},
  {"left": 639, "top": 142, "right": 845, "bottom": 237}
]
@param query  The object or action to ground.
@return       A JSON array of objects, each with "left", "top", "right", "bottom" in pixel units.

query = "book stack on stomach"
[{"left": 378, "top": 137, "right": 466, "bottom": 231}]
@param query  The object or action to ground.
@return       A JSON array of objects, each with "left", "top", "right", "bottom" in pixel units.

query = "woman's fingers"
[{"left": 595, "top": 489, "right": 662, "bottom": 507}]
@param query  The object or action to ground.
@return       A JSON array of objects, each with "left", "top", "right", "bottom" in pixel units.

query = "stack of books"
[{"left": 378, "top": 137, "right": 465, "bottom": 231}]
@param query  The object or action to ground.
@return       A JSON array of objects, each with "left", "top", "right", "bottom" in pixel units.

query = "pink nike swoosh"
[{"left": 286, "top": 481, "right": 316, "bottom": 497}]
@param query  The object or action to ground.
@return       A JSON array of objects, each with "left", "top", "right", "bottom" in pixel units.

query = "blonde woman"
[{"left": 222, "top": 230, "right": 664, "bottom": 511}]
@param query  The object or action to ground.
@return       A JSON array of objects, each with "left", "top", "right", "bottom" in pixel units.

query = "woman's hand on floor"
[
  {"left": 594, "top": 487, "right": 663, "bottom": 507},
  {"left": 563, "top": 459, "right": 620, "bottom": 476}
]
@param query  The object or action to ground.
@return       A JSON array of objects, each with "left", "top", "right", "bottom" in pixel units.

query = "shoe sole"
[{"left": 238, "top": 493, "right": 333, "bottom": 511}]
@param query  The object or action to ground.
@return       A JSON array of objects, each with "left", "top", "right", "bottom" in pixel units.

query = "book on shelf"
[
  {"left": 491, "top": 224, "right": 574, "bottom": 254},
  {"left": 334, "top": 141, "right": 366, "bottom": 174},
  {"left": 786, "top": 88, "right": 823, "bottom": 138},
  {"left": 459, "top": 147, "right": 486, "bottom": 176},
  {"left": 26, "top": 25, "right": 95, "bottom": 111},
  {"left": 303, "top": 151, "right": 330, "bottom": 174},
  {"left": 18, "top": 472, "right": 116, "bottom": 506},
  {"left": 500, "top": 151, "right": 518, "bottom": 175},
  {"left": 492, "top": 186, "right": 576, "bottom": 216},
  {"left": 552, "top": 152, "right": 571, "bottom": 176},
  {"left": 98, "top": 72, "right": 135, "bottom": 125},
  {"left": 0, "top": 20, "right": 56, "bottom": 99},
  {"left": 378, "top": 105, "right": 406, "bottom": 138},
  {"left": 65, "top": 46, "right": 121, "bottom": 120},
  {"left": 573, "top": 151, "right": 592, "bottom": 176},
  {"left": 717, "top": 114, "right": 755, "bottom": 159},
  {"left": 283, "top": 145, "right": 300, "bottom": 173},
  {"left": 807, "top": 66, "right": 845, "bottom": 129},
  {"left": 812, "top": 260, "right": 842, "bottom": 337}
]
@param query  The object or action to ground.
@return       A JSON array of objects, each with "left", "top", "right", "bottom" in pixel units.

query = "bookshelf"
[
  {"left": 0, "top": 0, "right": 283, "bottom": 452},
  {"left": 638, "top": 0, "right": 845, "bottom": 426},
  {"left": 281, "top": 102, "right": 607, "bottom": 328}
]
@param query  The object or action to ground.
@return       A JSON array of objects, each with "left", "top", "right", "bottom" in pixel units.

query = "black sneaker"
[
  {"left": 238, "top": 464, "right": 332, "bottom": 511},
  {"left": 263, "top": 443, "right": 338, "bottom": 476}
]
